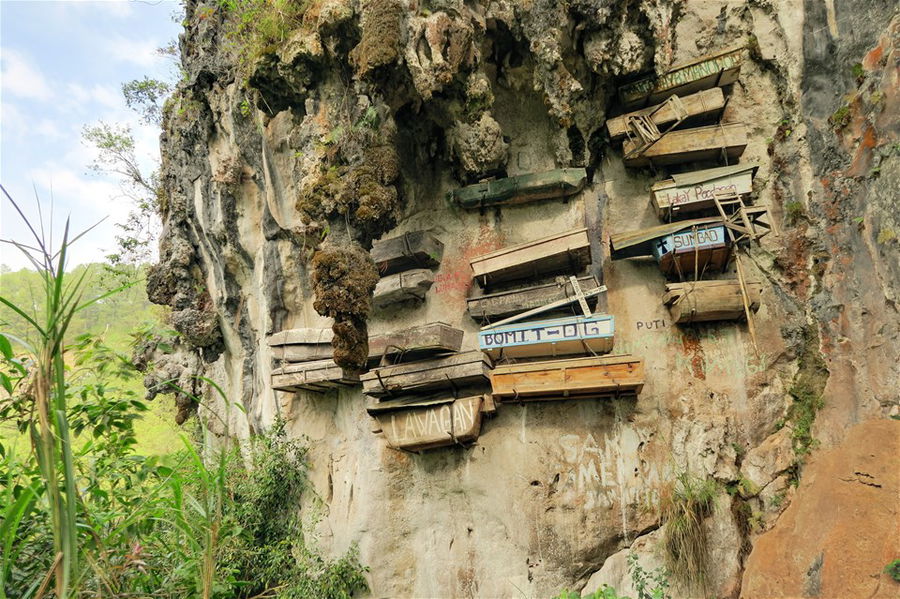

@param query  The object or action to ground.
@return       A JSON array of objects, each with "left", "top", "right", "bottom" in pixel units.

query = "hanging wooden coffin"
[
  {"left": 490, "top": 354, "right": 644, "bottom": 401},
  {"left": 368, "top": 394, "right": 486, "bottom": 451},
  {"left": 371, "top": 231, "right": 444, "bottom": 276},
  {"left": 373, "top": 268, "right": 434, "bottom": 308},
  {"left": 361, "top": 351, "right": 492, "bottom": 398},
  {"left": 651, "top": 164, "right": 758, "bottom": 219},
  {"left": 271, "top": 359, "right": 359, "bottom": 393},
  {"left": 651, "top": 224, "right": 731, "bottom": 277},
  {"left": 368, "top": 322, "right": 464, "bottom": 365},
  {"left": 622, "top": 123, "right": 748, "bottom": 167},
  {"left": 618, "top": 46, "right": 743, "bottom": 110},
  {"left": 663, "top": 280, "right": 762, "bottom": 323},
  {"left": 448, "top": 168, "right": 587, "bottom": 209},
  {"left": 467, "top": 275, "right": 601, "bottom": 321},
  {"left": 479, "top": 314, "right": 614, "bottom": 360},
  {"left": 607, "top": 88, "right": 726, "bottom": 141},
  {"left": 267, "top": 328, "right": 333, "bottom": 362},
  {"left": 470, "top": 228, "right": 591, "bottom": 287}
]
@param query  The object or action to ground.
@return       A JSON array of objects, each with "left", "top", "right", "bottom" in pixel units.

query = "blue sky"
[{"left": 1, "top": 0, "right": 182, "bottom": 270}]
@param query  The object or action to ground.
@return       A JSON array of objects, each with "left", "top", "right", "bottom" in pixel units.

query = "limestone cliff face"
[{"left": 146, "top": 0, "right": 899, "bottom": 596}]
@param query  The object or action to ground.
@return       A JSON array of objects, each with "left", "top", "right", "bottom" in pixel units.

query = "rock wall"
[{"left": 146, "top": 1, "right": 899, "bottom": 596}]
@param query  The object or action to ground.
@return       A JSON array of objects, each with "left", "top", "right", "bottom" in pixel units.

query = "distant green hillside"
[{"left": 0, "top": 263, "right": 183, "bottom": 455}]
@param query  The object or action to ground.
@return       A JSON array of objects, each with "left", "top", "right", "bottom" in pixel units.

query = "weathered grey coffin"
[
  {"left": 371, "top": 231, "right": 444, "bottom": 276},
  {"left": 267, "top": 328, "right": 333, "bottom": 362},
  {"left": 361, "top": 351, "right": 492, "bottom": 398},
  {"left": 373, "top": 268, "right": 434, "bottom": 309},
  {"left": 469, "top": 228, "right": 591, "bottom": 287},
  {"left": 618, "top": 46, "right": 743, "bottom": 110},
  {"left": 368, "top": 322, "right": 464, "bottom": 365},
  {"left": 447, "top": 168, "right": 587, "bottom": 209},
  {"left": 371, "top": 394, "right": 485, "bottom": 451},
  {"left": 271, "top": 359, "right": 359, "bottom": 393},
  {"left": 467, "top": 275, "right": 601, "bottom": 321}
]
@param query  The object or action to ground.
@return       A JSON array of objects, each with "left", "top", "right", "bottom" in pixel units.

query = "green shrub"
[
  {"left": 659, "top": 472, "right": 717, "bottom": 594},
  {"left": 884, "top": 559, "right": 900, "bottom": 582}
]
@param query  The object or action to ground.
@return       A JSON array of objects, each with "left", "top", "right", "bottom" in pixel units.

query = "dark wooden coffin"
[
  {"left": 490, "top": 354, "right": 644, "bottom": 401},
  {"left": 467, "top": 275, "right": 601, "bottom": 321},
  {"left": 361, "top": 351, "right": 491, "bottom": 398},
  {"left": 368, "top": 322, "right": 464, "bottom": 365},
  {"left": 373, "top": 268, "right": 434, "bottom": 309},
  {"left": 371, "top": 231, "right": 444, "bottom": 276}
]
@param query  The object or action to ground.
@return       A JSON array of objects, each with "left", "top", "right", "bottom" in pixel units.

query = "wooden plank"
[
  {"left": 272, "top": 359, "right": 359, "bottom": 393},
  {"left": 376, "top": 395, "right": 484, "bottom": 451},
  {"left": 663, "top": 280, "right": 762, "bottom": 323},
  {"left": 470, "top": 228, "right": 591, "bottom": 287},
  {"left": 467, "top": 276, "right": 601, "bottom": 321},
  {"left": 368, "top": 322, "right": 464, "bottom": 365},
  {"left": 479, "top": 313, "right": 614, "bottom": 360},
  {"left": 619, "top": 46, "right": 743, "bottom": 109},
  {"left": 622, "top": 123, "right": 748, "bottom": 167},
  {"left": 651, "top": 165, "right": 757, "bottom": 219},
  {"left": 371, "top": 231, "right": 444, "bottom": 276},
  {"left": 373, "top": 268, "right": 434, "bottom": 309},
  {"left": 361, "top": 351, "right": 491, "bottom": 398},
  {"left": 448, "top": 168, "right": 587, "bottom": 209},
  {"left": 607, "top": 88, "right": 726, "bottom": 140},
  {"left": 271, "top": 344, "right": 333, "bottom": 362},
  {"left": 490, "top": 354, "right": 644, "bottom": 400}
]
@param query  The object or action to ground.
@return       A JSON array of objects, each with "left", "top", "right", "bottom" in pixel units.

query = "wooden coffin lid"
[
  {"left": 611, "top": 217, "right": 725, "bottom": 259},
  {"left": 368, "top": 322, "right": 464, "bottom": 363},
  {"left": 490, "top": 353, "right": 640, "bottom": 375},
  {"left": 371, "top": 230, "right": 444, "bottom": 276},
  {"left": 361, "top": 350, "right": 491, "bottom": 382}
]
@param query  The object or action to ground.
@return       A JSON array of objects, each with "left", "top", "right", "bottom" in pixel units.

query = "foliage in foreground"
[
  {"left": 0, "top": 188, "right": 366, "bottom": 598},
  {"left": 659, "top": 471, "right": 717, "bottom": 595},
  {"left": 553, "top": 553, "right": 670, "bottom": 599}
]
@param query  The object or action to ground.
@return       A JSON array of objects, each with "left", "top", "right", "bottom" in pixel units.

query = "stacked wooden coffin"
[
  {"left": 468, "top": 231, "right": 644, "bottom": 401},
  {"left": 610, "top": 46, "right": 748, "bottom": 168},
  {"left": 269, "top": 328, "right": 359, "bottom": 392},
  {"left": 609, "top": 47, "right": 771, "bottom": 326},
  {"left": 371, "top": 231, "right": 443, "bottom": 310},
  {"left": 362, "top": 323, "right": 495, "bottom": 451}
]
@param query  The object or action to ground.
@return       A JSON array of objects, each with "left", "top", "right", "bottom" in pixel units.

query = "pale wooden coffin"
[
  {"left": 663, "top": 280, "right": 762, "bottom": 323},
  {"left": 267, "top": 327, "right": 333, "bottom": 362},
  {"left": 371, "top": 231, "right": 444, "bottom": 276},
  {"left": 651, "top": 224, "right": 731, "bottom": 278},
  {"left": 470, "top": 228, "right": 591, "bottom": 287},
  {"left": 479, "top": 314, "right": 614, "bottom": 360},
  {"left": 467, "top": 275, "right": 601, "bottom": 321},
  {"left": 607, "top": 88, "right": 726, "bottom": 141},
  {"left": 618, "top": 46, "right": 743, "bottom": 110},
  {"left": 271, "top": 359, "right": 359, "bottom": 393},
  {"left": 369, "top": 394, "right": 485, "bottom": 451},
  {"left": 623, "top": 123, "right": 748, "bottom": 167},
  {"left": 368, "top": 322, "right": 464, "bottom": 365},
  {"left": 373, "top": 268, "right": 434, "bottom": 308},
  {"left": 448, "top": 168, "right": 587, "bottom": 209},
  {"left": 490, "top": 354, "right": 644, "bottom": 400},
  {"left": 651, "top": 164, "right": 758, "bottom": 219},
  {"left": 361, "top": 351, "right": 492, "bottom": 398}
]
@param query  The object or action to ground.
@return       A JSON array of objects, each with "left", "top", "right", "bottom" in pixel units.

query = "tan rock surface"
[{"left": 741, "top": 419, "right": 900, "bottom": 598}]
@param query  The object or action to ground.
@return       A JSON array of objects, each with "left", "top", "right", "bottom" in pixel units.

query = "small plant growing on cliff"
[
  {"left": 659, "top": 472, "right": 717, "bottom": 594},
  {"left": 829, "top": 104, "right": 852, "bottom": 130},
  {"left": 628, "top": 553, "right": 671, "bottom": 599},
  {"left": 884, "top": 559, "right": 900, "bottom": 582},
  {"left": 784, "top": 200, "right": 805, "bottom": 225},
  {"left": 877, "top": 227, "right": 897, "bottom": 244}
]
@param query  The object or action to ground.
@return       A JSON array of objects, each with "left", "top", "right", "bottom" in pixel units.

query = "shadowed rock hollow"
[{"left": 143, "top": 0, "right": 899, "bottom": 596}]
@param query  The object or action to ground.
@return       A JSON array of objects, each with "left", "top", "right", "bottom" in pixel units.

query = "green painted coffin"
[{"left": 448, "top": 168, "right": 587, "bottom": 209}]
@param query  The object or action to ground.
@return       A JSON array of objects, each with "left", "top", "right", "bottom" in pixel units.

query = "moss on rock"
[{"left": 350, "top": 0, "right": 403, "bottom": 77}]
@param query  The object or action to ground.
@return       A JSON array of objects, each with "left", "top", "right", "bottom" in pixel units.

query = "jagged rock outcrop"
[{"left": 144, "top": 0, "right": 899, "bottom": 596}]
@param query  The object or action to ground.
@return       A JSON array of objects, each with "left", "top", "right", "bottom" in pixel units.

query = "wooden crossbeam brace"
[
  {"left": 569, "top": 275, "right": 591, "bottom": 316},
  {"left": 480, "top": 286, "right": 607, "bottom": 331}
]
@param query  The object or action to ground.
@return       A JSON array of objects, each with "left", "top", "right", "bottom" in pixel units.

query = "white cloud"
[
  {"left": 65, "top": 82, "right": 124, "bottom": 111},
  {"left": 103, "top": 35, "right": 164, "bottom": 69},
  {"left": 52, "top": 0, "right": 135, "bottom": 19},
  {"left": 0, "top": 48, "right": 53, "bottom": 101}
]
